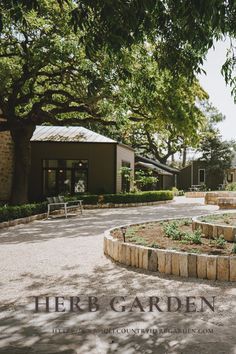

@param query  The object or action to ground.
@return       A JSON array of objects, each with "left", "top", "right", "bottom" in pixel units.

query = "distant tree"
[{"left": 198, "top": 129, "right": 235, "bottom": 182}]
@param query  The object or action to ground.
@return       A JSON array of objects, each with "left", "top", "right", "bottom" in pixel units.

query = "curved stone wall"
[
  {"left": 205, "top": 192, "right": 236, "bottom": 205},
  {"left": 104, "top": 227, "right": 236, "bottom": 282},
  {"left": 192, "top": 216, "right": 236, "bottom": 242}
]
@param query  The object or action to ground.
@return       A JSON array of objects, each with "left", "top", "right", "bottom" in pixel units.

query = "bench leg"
[
  {"left": 64, "top": 204, "right": 68, "bottom": 218},
  {"left": 47, "top": 205, "right": 50, "bottom": 219}
]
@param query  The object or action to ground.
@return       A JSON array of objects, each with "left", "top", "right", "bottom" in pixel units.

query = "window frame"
[{"left": 198, "top": 168, "right": 206, "bottom": 184}]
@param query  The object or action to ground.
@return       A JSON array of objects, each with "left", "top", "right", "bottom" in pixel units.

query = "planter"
[
  {"left": 205, "top": 191, "right": 236, "bottom": 205},
  {"left": 192, "top": 215, "right": 236, "bottom": 242},
  {"left": 104, "top": 221, "right": 236, "bottom": 282}
]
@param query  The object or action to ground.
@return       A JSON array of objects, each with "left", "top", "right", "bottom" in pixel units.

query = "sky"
[{"left": 198, "top": 39, "right": 236, "bottom": 141}]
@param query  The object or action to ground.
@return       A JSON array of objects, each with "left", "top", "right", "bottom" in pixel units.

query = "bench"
[
  {"left": 189, "top": 185, "right": 201, "bottom": 192},
  {"left": 47, "top": 196, "right": 83, "bottom": 218}
]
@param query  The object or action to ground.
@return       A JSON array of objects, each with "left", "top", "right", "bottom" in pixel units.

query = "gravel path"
[{"left": 0, "top": 197, "right": 236, "bottom": 354}]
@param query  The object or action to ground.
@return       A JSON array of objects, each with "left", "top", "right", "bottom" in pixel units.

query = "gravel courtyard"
[{"left": 0, "top": 197, "right": 236, "bottom": 354}]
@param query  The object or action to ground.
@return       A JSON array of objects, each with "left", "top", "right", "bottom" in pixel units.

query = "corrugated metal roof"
[
  {"left": 136, "top": 155, "right": 179, "bottom": 174},
  {"left": 135, "top": 161, "right": 173, "bottom": 176},
  {"left": 31, "top": 126, "right": 116, "bottom": 143}
]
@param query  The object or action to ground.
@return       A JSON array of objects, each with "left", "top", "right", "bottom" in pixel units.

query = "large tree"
[{"left": 0, "top": 1, "right": 120, "bottom": 204}]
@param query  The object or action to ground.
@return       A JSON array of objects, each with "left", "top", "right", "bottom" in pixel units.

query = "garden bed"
[
  {"left": 112, "top": 219, "right": 236, "bottom": 256},
  {"left": 199, "top": 213, "right": 236, "bottom": 226}
]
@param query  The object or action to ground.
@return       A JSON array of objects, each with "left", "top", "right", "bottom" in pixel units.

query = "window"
[
  {"left": 198, "top": 169, "right": 205, "bottom": 184},
  {"left": 43, "top": 159, "right": 88, "bottom": 196},
  {"left": 227, "top": 172, "right": 234, "bottom": 183}
]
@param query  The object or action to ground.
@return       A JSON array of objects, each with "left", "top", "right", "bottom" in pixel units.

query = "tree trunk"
[
  {"left": 10, "top": 123, "right": 36, "bottom": 205},
  {"left": 182, "top": 147, "right": 187, "bottom": 168}
]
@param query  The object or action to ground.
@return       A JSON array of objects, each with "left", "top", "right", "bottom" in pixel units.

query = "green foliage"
[
  {"left": 198, "top": 130, "right": 234, "bottom": 176},
  {"left": 163, "top": 221, "right": 202, "bottom": 244},
  {"left": 226, "top": 182, "right": 236, "bottom": 191},
  {"left": 0, "top": 203, "right": 47, "bottom": 222},
  {"left": 214, "top": 235, "right": 226, "bottom": 249},
  {"left": 65, "top": 194, "right": 99, "bottom": 205},
  {"left": 102, "top": 191, "right": 173, "bottom": 204},
  {"left": 182, "top": 230, "right": 202, "bottom": 245},
  {"left": 135, "top": 169, "right": 157, "bottom": 191},
  {"left": 163, "top": 222, "right": 182, "bottom": 240}
]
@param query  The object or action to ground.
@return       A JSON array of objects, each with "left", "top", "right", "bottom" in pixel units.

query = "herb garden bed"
[
  {"left": 104, "top": 216, "right": 236, "bottom": 281},
  {"left": 111, "top": 219, "right": 236, "bottom": 256}
]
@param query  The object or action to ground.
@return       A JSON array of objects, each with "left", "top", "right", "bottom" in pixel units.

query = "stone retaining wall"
[
  {"left": 104, "top": 228, "right": 236, "bottom": 281},
  {"left": 218, "top": 197, "right": 236, "bottom": 210},
  {"left": 205, "top": 192, "right": 236, "bottom": 205},
  {"left": 185, "top": 192, "right": 206, "bottom": 198},
  {"left": 192, "top": 216, "right": 236, "bottom": 242}
]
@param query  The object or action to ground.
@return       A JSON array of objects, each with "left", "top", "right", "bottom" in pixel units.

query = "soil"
[
  {"left": 112, "top": 219, "right": 236, "bottom": 256},
  {"left": 200, "top": 213, "right": 236, "bottom": 226}
]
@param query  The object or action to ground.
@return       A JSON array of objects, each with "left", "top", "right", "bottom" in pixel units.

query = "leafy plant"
[
  {"left": 149, "top": 242, "right": 160, "bottom": 249},
  {"left": 226, "top": 182, "right": 236, "bottom": 191},
  {"left": 214, "top": 235, "right": 226, "bottom": 249},
  {"left": 163, "top": 222, "right": 182, "bottom": 240}
]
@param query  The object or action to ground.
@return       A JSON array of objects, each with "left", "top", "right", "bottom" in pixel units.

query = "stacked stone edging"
[
  {"left": 185, "top": 192, "right": 206, "bottom": 198},
  {"left": 0, "top": 200, "right": 172, "bottom": 229},
  {"left": 205, "top": 191, "right": 236, "bottom": 205},
  {"left": 218, "top": 197, "right": 236, "bottom": 210},
  {"left": 104, "top": 225, "right": 236, "bottom": 282},
  {"left": 192, "top": 215, "right": 236, "bottom": 242}
]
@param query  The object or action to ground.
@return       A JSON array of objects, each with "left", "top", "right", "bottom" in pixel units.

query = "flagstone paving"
[{"left": 0, "top": 197, "right": 236, "bottom": 354}]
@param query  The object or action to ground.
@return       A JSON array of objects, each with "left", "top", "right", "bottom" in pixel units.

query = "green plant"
[
  {"left": 191, "top": 230, "right": 202, "bottom": 244},
  {"left": 181, "top": 230, "right": 202, "bottom": 244},
  {"left": 214, "top": 235, "right": 226, "bottom": 248},
  {"left": 149, "top": 242, "right": 160, "bottom": 249},
  {"left": 226, "top": 182, "right": 236, "bottom": 191},
  {"left": 163, "top": 222, "right": 182, "bottom": 240}
]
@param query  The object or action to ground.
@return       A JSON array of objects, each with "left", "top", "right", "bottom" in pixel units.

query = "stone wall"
[
  {"left": 0, "top": 130, "right": 14, "bottom": 202},
  {"left": 104, "top": 226, "right": 236, "bottom": 282}
]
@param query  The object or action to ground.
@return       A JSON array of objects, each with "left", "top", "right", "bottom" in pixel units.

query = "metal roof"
[
  {"left": 31, "top": 126, "right": 116, "bottom": 143},
  {"left": 135, "top": 155, "right": 179, "bottom": 174},
  {"left": 135, "top": 161, "right": 173, "bottom": 176}
]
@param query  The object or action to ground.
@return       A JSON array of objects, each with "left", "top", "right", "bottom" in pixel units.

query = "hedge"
[
  {"left": 0, "top": 191, "right": 173, "bottom": 223},
  {"left": 0, "top": 202, "right": 47, "bottom": 223},
  {"left": 102, "top": 191, "right": 173, "bottom": 204}
]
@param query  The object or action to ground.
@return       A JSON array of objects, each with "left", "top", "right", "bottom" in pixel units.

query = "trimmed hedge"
[
  {"left": 0, "top": 202, "right": 47, "bottom": 223},
  {"left": 102, "top": 191, "right": 173, "bottom": 204},
  {"left": 0, "top": 191, "right": 173, "bottom": 223}
]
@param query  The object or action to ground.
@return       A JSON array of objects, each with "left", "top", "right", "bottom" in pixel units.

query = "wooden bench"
[
  {"left": 217, "top": 197, "right": 236, "bottom": 209},
  {"left": 47, "top": 196, "right": 83, "bottom": 218},
  {"left": 189, "top": 185, "right": 201, "bottom": 192}
]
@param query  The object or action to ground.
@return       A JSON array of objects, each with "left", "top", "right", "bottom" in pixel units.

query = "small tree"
[
  {"left": 135, "top": 169, "right": 157, "bottom": 191},
  {"left": 198, "top": 130, "right": 235, "bottom": 186}
]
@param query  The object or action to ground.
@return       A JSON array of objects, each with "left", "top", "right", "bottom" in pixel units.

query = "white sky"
[{"left": 198, "top": 39, "right": 236, "bottom": 141}]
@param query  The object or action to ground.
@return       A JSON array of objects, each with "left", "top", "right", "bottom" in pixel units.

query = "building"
[
  {"left": 0, "top": 121, "right": 14, "bottom": 202},
  {"left": 178, "top": 160, "right": 224, "bottom": 191},
  {"left": 225, "top": 154, "right": 236, "bottom": 184},
  {"left": 29, "top": 126, "right": 135, "bottom": 201},
  {"left": 135, "top": 155, "right": 179, "bottom": 190}
]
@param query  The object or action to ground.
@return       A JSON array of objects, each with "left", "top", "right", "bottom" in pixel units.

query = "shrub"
[
  {"left": 0, "top": 202, "right": 47, "bottom": 223},
  {"left": 214, "top": 235, "right": 226, "bottom": 248},
  {"left": 103, "top": 191, "right": 173, "bottom": 204},
  {"left": 226, "top": 182, "right": 236, "bottom": 191},
  {"left": 0, "top": 190, "right": 173, "bottom": 223},
  {"left": 163, "top": 222, "right": 182, "bottom": 240}
]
